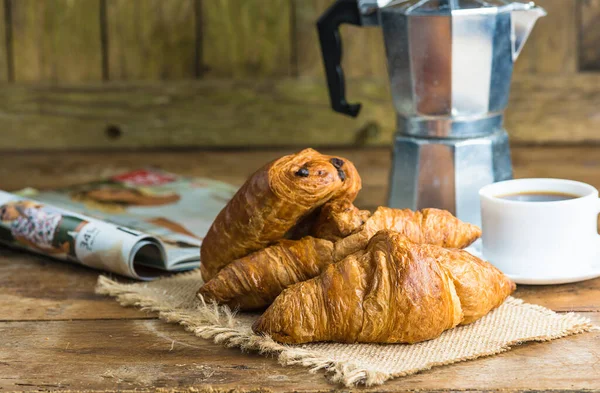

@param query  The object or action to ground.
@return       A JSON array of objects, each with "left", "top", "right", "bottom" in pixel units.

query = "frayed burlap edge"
[{"left": 95, "top": 274, "right": 596, "bottom": 387}]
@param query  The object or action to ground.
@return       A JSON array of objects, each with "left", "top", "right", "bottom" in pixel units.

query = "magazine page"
[
  {"left": 19, "top": 169, "right": 237, "bottom": 270},
  {"left": 0, "top": 190, "right": 169, "bottom": 279}
]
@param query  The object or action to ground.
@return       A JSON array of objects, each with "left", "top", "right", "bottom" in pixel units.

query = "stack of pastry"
[{"left": 199, "top": 148, "right": 515, "bottom": 344}]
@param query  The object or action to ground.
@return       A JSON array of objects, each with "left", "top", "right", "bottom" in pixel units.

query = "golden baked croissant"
[
  {"left": 201, "top": 204, "right": 480, "bottom": 310},
  {"left": 198, "top": 236, "right": 334, "bottom": 310},
  {"left": 333, "top": 206, "right": 481, "bottom": 260},
  {"left": 198, "top": 202, "right": 365, "bottom": 311},
  {"left": 423, "top": 243, "right": 516, "bottom": 324},
  {"left": 200, "top": 148, "right": 361, "bottom": 281},
  {"left": 253, "top": 230, "right": 514, "bottom": 344},
  {"left": 311, "top": 199, "right": 370, "bottom": 241}
]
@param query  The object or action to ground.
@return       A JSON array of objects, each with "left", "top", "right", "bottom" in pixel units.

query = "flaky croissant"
[
  {"left": 198, "top": 236, "right": 334, "bottom": 310},
  {"left": 200, "top": 148, "right": 361, "bottom": 281},
  {"left": 201, "top": 204, "right": 481, "bottom": 311},
  {"left": 311, "top": 199, "right": 370, "bottom": 241},
  {"left": 333, "top": 206, "right": 481, "bottom": 260},
  {"left": 197, "top": 198, "right": 367, "bottom": 311},
  {"left": 253, "top": 230, "right": 514, "bottom": 344},
  {"left": 423, "top": 243, "right": 516, "bottom": 324}
]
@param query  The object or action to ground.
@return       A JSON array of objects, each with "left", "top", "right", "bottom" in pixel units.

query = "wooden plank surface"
[
  {"left": 0, "top": 79, "right": 395, "bottom": 149},
  {"left": 105, "top": 0, "right": 197, "bottom": 80},
  {"left": 1, "top": 147, "right": 600, "bottom": 392},
  {"left": 0, "top": 248, "right": 144, "bottom": 321},
  {"left": 339, "top": 25, "right": 387, "bottom": 79},
  {"left": 10, "top": 0, "right": 103, "bottom": 82},
  {"left": 515, "top": 278, "right": 600, "bottom": 312},
  {"left": 0, "top": 74, "right": 599, "bottom": 150},
  {"left": 201, "top": 0, "right": 291, "bottom": 78},
  {"left": 485, "top": 0, "right": 579, "bottom": 75},
  {"left": 293, "top": 0, "right": 387, "bottom": 78},
  {"left": 0, "top": 315, "right": 598, "bottom": 392},
  {"left": 0, "top": 2, "right": 8, "bottom": 82},
  {"left": 523, "top": 0, "right": 578, "bottom": 74},
  {"left": 579, "top": 0, "right": 600, "bottom": 71},
  {"left": 500, "top": 73, "right": 600, "bottom": 143},
  {"left": 293, "top": 0, "right": 329, "bottom": 77}
]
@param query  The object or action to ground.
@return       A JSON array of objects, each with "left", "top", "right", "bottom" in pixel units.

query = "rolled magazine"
[{"left": 0, "top": 169, "right": 236, "bottom": 280}]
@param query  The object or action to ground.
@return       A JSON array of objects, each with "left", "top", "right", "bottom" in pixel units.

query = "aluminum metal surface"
[
  {"left": 339, "top": 0, "right": 544, "bottom": 225},
  {"left": 376, "top": 2, "right": 545, "bottom": 137},
  {"left": 388, "top": 129, "right": 512, "bottom": 226}
]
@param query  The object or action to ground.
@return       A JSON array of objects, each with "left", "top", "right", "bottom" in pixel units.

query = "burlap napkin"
[{"left": 96, "top": 271, "right": 594, "bottom": 387}]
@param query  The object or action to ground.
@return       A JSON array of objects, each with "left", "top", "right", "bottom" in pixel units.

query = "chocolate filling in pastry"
[
  {"left": 330, "top": 158, "right": 344, "bottom": 169},
  {"left": 330, "top": 158, "right": 347, "bottom": 181},
  {"left": 199, "top": 148, "right": 362, "bottom": 282},
  {"left": 295, "top": 167, "right": 310, "bottom": 177}
]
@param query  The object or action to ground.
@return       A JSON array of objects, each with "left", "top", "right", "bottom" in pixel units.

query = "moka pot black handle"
[{"left": 317, "top": 0, "right": 363, "bottom": 118}]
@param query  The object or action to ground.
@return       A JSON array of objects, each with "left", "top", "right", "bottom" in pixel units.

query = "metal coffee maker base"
[{"left": 388, "top": 129, "right": 513, "bottom": 227}]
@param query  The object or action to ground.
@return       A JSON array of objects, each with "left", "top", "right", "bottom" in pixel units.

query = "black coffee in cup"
[{"left": 498, "top": 191, "right": 579, "bottom": 202}]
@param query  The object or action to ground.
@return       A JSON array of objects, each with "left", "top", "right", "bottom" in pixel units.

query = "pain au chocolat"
[{"left": 200, "top": 148, "right": 361, "bottom": 281}]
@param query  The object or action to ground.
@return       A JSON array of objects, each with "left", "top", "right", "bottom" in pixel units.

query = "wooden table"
[{"left": 1, "top": 146, "right": 600, "bottom": 392}]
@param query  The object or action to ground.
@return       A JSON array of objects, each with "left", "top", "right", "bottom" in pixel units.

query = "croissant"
[
  {"left": 200, "top": 148, "right": 361, "bottom": 281},
  {"left": 311, "top": 199, "right": 370, "bottom": 241},
  {"left": 201, "top": 205, "right": 480, "bottom": 310},
  {"left": 333, "top": 206, "right": 481, "bottom": 260},
  {"left": 253, "top": 230, "right": 514, "bottom": 344},
  {"left": 422, "top": 243, "right": 516, "bottom": 324},
  {"left": 197, "top": 200, "right": 362, "bottom": 312},
  {"left": 198, "top": 236, "right": 334, "bottom": 310}
]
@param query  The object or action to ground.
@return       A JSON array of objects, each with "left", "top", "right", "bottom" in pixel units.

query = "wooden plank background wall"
[{"left": 0, "top": 0, "right": 598, "bottom": 150}]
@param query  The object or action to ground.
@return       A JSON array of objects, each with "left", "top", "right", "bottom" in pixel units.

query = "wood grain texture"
[
  {"left": 0, "top": 2, "right": 8, "bottom": 82},
  {"left": 339, "top": 25, "right": 387, "bottom": 79},
  {"left": 522, "top": 0, "right": 578, "bottom": 74},
  {"left": 0, "top": 80, "right": 394, "bottom": 150},
  {"left": 201, "top": 0, "right": 291, "bottom": 78},
  {"left": 0, "top": 315, "right": 598, "bottom": 392},
  {"left": 105, "top": 0, "right": 197, "bottom": 80},
  {"left": 0, "top": 248, "right": 146, "bottom": 321},
  {"left": 0, "top": 74, "right": 599, "bottom": 150},
  {"left": 515, "top": 278, "right": 600, "bottom": 312},
  {"left": 505, "top": 73, "right": 600, "bottom": 142},
  {"left": 293, "top": 0, "right": 388, "bottom": 78},
  {"left": 293, "top": 0, "right": 329, "bottom": 77},
  {"left": 10, "top": 0, "right": 103, "bottom": 82},
  {"left": 579, "top": 0, "right": 600, "bottom": 71},
  {"left": 511, "top": 145, "right": 600, "bottom": 184}
]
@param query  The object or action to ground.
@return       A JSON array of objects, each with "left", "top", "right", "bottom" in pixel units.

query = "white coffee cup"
[{"left": 479, "top": 178, "right": 600, "bottom": 281}]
